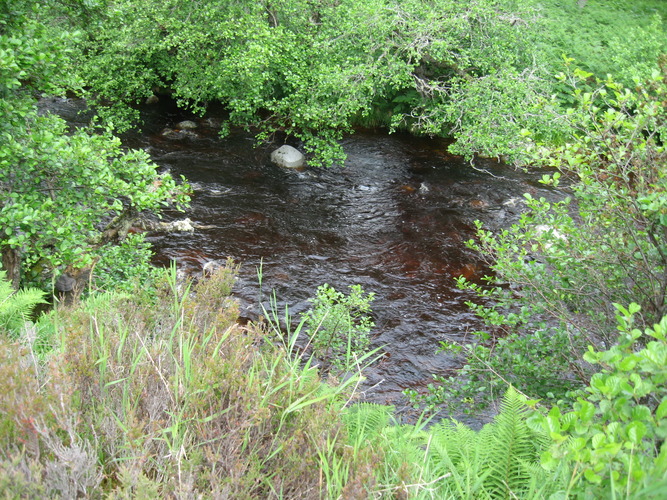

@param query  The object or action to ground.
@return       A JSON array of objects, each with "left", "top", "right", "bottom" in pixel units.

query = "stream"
[{"left": 47, "top": 97, "right": 562, "bottom": 422}]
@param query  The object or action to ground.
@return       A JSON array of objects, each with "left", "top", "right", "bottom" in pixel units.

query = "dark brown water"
[{"left": 45, "top": 98, "right": 562, "bottom": 420}]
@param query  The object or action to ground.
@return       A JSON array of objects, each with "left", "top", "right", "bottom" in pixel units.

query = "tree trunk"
[{"left": 1, "top": 245, "right": 21, "bottom": 290}]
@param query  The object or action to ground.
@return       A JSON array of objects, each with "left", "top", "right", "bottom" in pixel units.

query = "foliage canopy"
[
  {"left": 0, "top": 1, "right": 189, "bottom": 289},
  {"left": 68, "top": 0, "right": 551, "bottom": 164}
]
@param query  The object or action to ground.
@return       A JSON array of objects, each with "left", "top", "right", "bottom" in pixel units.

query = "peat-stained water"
[{"left": 43, "top": 98, "right": 561, "bottom": 419}]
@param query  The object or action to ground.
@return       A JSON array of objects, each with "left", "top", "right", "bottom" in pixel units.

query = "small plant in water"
[{"left": 303, "top": 283, "right": 375, "bottom": 371}]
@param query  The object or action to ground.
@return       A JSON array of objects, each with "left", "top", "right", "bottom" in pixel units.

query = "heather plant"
[{"left": 0, "top": 263, "right": 372, "bottom": 497}]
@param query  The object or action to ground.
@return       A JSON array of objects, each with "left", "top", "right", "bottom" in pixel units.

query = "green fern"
[
  {"left": 342, "top": 403, "right": 434, "bottom": 496},
  {"left": 480, "top": 387, "right": 550, "bottom": 498},
  {"left": 428, "top": 420, "right": 490, "bottom": 499},
  {"left": 0, "top": 270, "right": 47, "bottom": 337},
  {"left": 342, "top": 403, "right": 394, "bottom": 445},
  {"left": 426, "top": 387, "right": 562, "bottom": 499},
  {"left": 339, "top": 392, "right": 568, "bottom": 498}
]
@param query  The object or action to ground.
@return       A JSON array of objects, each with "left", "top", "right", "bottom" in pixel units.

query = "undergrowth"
[
  {"left": 1, "top": 262, "right": 665, "bottom": 498},
  {"left": 0, "top": 262, "right": 363, "bottom": 497}
]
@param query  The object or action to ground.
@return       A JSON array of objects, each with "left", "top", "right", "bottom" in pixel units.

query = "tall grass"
[
  {"left": 0, "top": 260, "right": 572, "bottom": 498},
  {"left": 0, "top": 261, "right": 377, "bottom": 497}
]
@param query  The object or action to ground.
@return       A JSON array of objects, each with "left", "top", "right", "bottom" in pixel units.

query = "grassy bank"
[{"left": 0, "top": 262, "right": 665, "bottom": 498}]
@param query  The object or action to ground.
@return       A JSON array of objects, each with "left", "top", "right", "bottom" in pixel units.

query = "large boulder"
[{"left": 270, "top": 145, "right": 305, "bottom": 168}]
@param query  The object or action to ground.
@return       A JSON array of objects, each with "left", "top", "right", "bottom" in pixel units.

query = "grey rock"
[
  {"left": 55, "top": 274, "right": 76, "bottom": 292},
  {"left": 160, "top": 128, "right": 198, "bottom": 140},
  {"left": 270, "top": 145, "right": 305, "bottom": 168},
  {"left": 176, "top": 120, "right": 198, "bottom": 130}
]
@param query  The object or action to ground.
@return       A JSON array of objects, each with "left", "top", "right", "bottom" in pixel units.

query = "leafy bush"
[
  {"left": 408, "top": 308, "right": 667, "bottom": 498},
  {"left": 407, "top": 324, "right": 587, "bottom": 413},
  {"left": 0, "top": 2, "right": 190, "bottom": 290},
  {"left": 64, "top": 0, "right": 553, "bottom": 164},
  {"left": 303, "top": 283, "right": 376, "bottom": 372},
  {"left": 529, "top": 304, "right": 667, "bottom": 498},
  {"left": 415, "top": 66, "right": 667, "bottom": 411},
  {"left": 92, "top": 233, "right": 160, "bottom": 294}
]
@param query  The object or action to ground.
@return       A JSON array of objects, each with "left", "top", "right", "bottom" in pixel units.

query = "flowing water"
[{"left": 46, "top": 98, "right": 562, "bottom": 421}]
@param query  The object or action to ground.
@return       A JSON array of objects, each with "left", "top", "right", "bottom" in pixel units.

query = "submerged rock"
[
  {"left": 270, "top": 145, "right": 305, "bottom": 168},
  {"left": 176, "top": 120, "right": 198, "bottom": 130},
  {"left": 139, "top": 217, "right": 196, "bottom": 233},
  {"left": 160, "top": 128, "right": 198, "bottom": 141}
]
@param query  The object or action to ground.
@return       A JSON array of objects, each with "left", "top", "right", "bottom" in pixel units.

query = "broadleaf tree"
[
  {"left": 70, "top": 0, "right": 556, "bottom": 165},
  {"left": 0, "top": 1, "right": 190, "bottom": 289}
]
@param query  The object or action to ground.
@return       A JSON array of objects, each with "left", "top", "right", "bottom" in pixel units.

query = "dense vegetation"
[
  {"left": 0, "top": 0, "right": 190, "bottom": 293},
  {"left": 1, "top": 0, "right": 667, "bottom": 497}
]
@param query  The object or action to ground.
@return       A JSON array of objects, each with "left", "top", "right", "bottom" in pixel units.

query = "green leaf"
[
  {"left": 631, "top": 405, "right": 651, "bottom": 422},
  {"left": 584, "top": 468, "right": 602, "bottom": 484},
  {"left": 576, "top": 400, "right": 596, "bottom": 422},
  {"left": 626, "top": 421, "right": 647, "bottom": 445},
  {"left": 591, "top": 433, "right": 606, "bottom": 448},
  {"left": 656, "top": 398, "right": 667, "bottom": 420}
]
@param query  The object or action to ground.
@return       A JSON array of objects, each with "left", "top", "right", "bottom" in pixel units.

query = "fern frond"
[
  {"left": 482, "top": 387, "right": 549, "bottom": 499},
  {"left": 0, "top": 272, "right": 14, "bottom": 302},
  {"left": 427, "top": 419, "right": 493, "bottom": 498},
  {"left": 0, "top": 271, "right": 47, "bottom": 336},
  {"left": 381, "top": 424, "right": 428, "bottom": 477},
  {"left": 429, "top": 420, "right": 478, "bottom": 471},
  {"left": 423, "top": 388, "right": 554, "bottom": 499},
  {"left": 343, "top": 403, "right": 393, "bottom": 444}
]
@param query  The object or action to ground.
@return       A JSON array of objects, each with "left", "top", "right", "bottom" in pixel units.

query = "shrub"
[
  {"left": 302, "top": 283, "right": 376, "bottom": 372},
  {"left": 91, "top": 233, "right": 160, "bottom": 294},
  {"left": 414, "top": 66, "right": 667, "bottom": 410},
  {"left": 529, "top": 305, "right": 667, "bottom": 498}
]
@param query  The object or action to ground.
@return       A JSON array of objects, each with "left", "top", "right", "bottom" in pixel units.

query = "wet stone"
[
  {"left": 270, "top": 145, "right": 305, "bottom": 168},
  {"left": 176, "top": 120, "right": 198, "bottom": 130}
]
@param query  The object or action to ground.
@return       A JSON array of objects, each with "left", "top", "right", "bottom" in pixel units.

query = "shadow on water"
[{"left": 44, "top": 97, "right": 562, "bottom": 424}]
